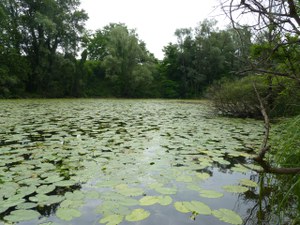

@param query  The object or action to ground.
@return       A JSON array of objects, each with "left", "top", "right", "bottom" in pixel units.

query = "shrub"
[{"left": 208, "top": 75, "right": 300, "bottom": 118}]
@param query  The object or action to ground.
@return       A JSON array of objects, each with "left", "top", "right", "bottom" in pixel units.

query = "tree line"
[
  {"left": 1, "top": 0, "right": 299, "bottom": 118},
  {"left": 0, "top": 0, "right": 249, "bottom": 99}
]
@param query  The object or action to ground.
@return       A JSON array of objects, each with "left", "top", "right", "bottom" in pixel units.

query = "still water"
[{"left": 0, "top": 99, "right": 266, "bottom": 225}]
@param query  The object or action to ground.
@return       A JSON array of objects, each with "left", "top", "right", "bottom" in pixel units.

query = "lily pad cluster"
[{"left": 0, "top": 99, "right": 263, "bottom": 224}]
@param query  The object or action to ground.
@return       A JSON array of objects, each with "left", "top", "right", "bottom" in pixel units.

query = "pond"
[{"left": 0, "top": 99, "right": 266, "bottom": 225}]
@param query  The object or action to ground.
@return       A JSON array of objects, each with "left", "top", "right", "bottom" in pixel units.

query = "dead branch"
[{"left": 253, "top": 82, "right": 300, "bottom": 175}]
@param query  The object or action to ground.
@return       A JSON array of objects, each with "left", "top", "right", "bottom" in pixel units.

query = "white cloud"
[{"left": 80, "top": 0, "right": 227, "bottom": 59}]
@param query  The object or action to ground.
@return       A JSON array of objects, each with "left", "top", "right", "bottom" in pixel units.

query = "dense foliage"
[
  {"left": 1, "top": 0, "right": 299, "bottom": 117},
  {"left": 0, "top": 0, "right": 249, "bottom": 99}
]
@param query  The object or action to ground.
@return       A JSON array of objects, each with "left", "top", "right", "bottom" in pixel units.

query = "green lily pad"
[
  {"left": 125, "top": 208, "right": 150, "bottom": 222},
  {"left": 17, "top": 185, "right": 37, "bottom": 196},
  {"left": 99, "top": 214, "right": 123, "bottom": 225},
  {"left": 196, "top": 172, "right": 210, "bottom": 180},
  {"left": 148, "top": 182, "right": 164, "bottom": 189},
  {"left": 185, "top": 201, "right": 212, "bottom": 215},
  {"left": 4, "top": 209, "right": 40, "bottom": 222},
  {"left": 212, "top": 208, "right": 243, "bottom": 225},
  {"left": 85, "top": 191, "right": 100, "bottom": 199},
  {"left": 174, "top": 202, "right": 190, "bottom": 213},
  {"left": 54, "top": 180, "right": 77, "bottom": 187},
  {"left": 239, "top": 179, "right": 258, "bottom": 188},
  {"left": 155, "top": 187, "right": 177, "bottom": 195},
  {"left": 222, "top": 185, "right": 249, "bottom": 193},
  {"left": 29, "top": 194, "right": 64, "bottom": 206},
  {"left": 16, "top": 202, "right": 38, "bottom": 210},
  {"left": 157, "top": 196, "right": 173, "bottom": 206},
  {"left": 231, "top": 165, "right": 249, "bottom": 173},
  {"left": 176, "top": 175, "right": 193, "bottom": 182},
  {"left": 36, "top": 185, "right": 56, "bottom": 194},
  {"left": 95, "top": 201, "right": 130, "bottom": 216},
  {"left": 139, "top": 196, "right": 158, "bottom": 206},
  {"left": 56, "top": 208, "right": 81, "bottom": 221},
  {"left": 199, "top": 190, "right": 224, "bottom": 198},
  {"left": 174, "top": 201, "right": 211, "bottom": 215},
  {"left": 186, "top": 184, "right": 203, "bottom": 192},
  {"left": 60, "top": 199, "right": 84, "bottom": 209},
  {"left": 115, "top": 184, "right": 144, "bottom": 197}
]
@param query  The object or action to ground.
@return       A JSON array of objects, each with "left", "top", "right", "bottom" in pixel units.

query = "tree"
[
  {"left": 219, "top": 0, "right": 300, "bottom": 174},
  {"left": 0, "top": 1, "right": 30, "bottom": 97},
  {"left": 161, "top": 19, "right": 241, "bottom": 98},
  {"left": 1, "top": 0, "right": 88, "bottom": 95},
  {"left": 88, "top": 23, "right": 156, "bottom": 97}
]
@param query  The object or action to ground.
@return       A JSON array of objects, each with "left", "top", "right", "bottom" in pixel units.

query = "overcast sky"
[{"left": 80, "top": 0, "right": 227, "bottom": 59}]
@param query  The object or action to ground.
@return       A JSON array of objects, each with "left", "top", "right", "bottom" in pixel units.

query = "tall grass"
[{"left": 269, "top": 115, "right": 300, "bottom": 224}]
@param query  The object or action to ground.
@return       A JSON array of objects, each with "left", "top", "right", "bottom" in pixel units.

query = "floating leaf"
[
  {"left": 139, "top": 196, "right": 158, "bottom": 206},
  {"left": 56, "top": 208, "right": 81, "bottom": 221},
  {"left": 155, "top": 187, "right": 177, "bottom": 195},
  {"left": 176, "top": 175, "right": 193, "bottom": 182},
  {"left": 222, "top": 185, "right": 249, "bottom": 193},
  {"left": 17, "top": 185, "right": 37, "bottom": 196},
  {"left": 148, "top": 182, "right": 164, "bottom": 189},
  {"left": 231, "top": 165, "right": 249, "bottom": 173},
  {"left": 157, "top": 196, "right": 172, "bottom": 206},
  {"left": 185, "top": 201, "right": 211, "bottom": 215},
  {"left": 99, "top": 214, "right": 123, "bottom": 225},
  {"left": 4, "top": 210, "right": 40, "bottom": 222},
  {"left": 174, "top": 202, "right": 190, "bottom": 213},
  {"left": 36, "top": 185, "right": 55, "bottom": 194},
  {"left": 196, "top": 172, "right": 210, "bottom": 180},
  {"left": 174, "top": 201, "right": 211, "bottom": 215},
  {"left": 85, "top": 191, "right": 100, "bottom": 199},
  {"left": 212, "top": 208, "right": 243, "bottom": 225},
  {"left": 96, "top": 201, "right": 130, "bottom": 216},
  {"left": 186, "top": 184, "right": 203, "bottom": 192},
  {"left": 60, "top": 199, "right": 84, "bottom": 209},
  {"left": 54, "top": 180, "right": 77, "bottom": 187},
  {"left": 16, "top": 202, "right": 38, "bottom": 210},
  {"left": 125, "top": 208, "right": 150, "bottom": 222},
  {"left": 199, "top": 190, "right": 223, "bottom": 198},
  {"left": 115, "top": 184, "right": 144, "bottom": 197},
  {"left": 239, "top": 179, "right": 258, "bottom": 188}
]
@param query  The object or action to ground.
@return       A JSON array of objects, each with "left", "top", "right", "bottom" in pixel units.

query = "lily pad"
[
  {"left": 85, "top": 191, "right": 100, "bottom": 199},
  {"left": 125, "top": 208, "right": 150, "bottom": 222},
  {"left": 174, "top": 202, "right": 190, "bottom": 213},
  {"left": 115, "top": 184, "right": 144, "bottom": 197},
  {"left": 155, "top": 187, "right": 177, "bottom": 195},
  {"left": 17, "top": 185, "right": 37, "bottom": 196},
  {"left": 199, "top": 190, "right": 224, "bottom": 198},
  {"left": 56, "top": 208, "right": 81, "bottom": 221},
  {"left": 16, "top": 202, "right": 38, "bottom": 210},
  {"left": 157, "top": 196, "right": 173, "bottom": 206},
  {"left": 222, "top": 185, "right": 249, "bottom": 193},
  {"left": 239, "top": 179, "right": 258, "bottom": 188},
  {"left": 139, "top": 196, "right": 159, "bottom": 206},
  {"left": 174, "top": 201, "right": 212, "bottom": 215},
  {"left": 36, "top": 185, "right": 56, "bottom": 194},
  {"left": 176, "top": 175, "right": 193, "bottom": 182},
  {"left": 212, "top": 208, "right": 243, "bottom": 225},
  {"left": 54, "top": 180, "right": 77, "bottom": 187},
  {"left": 99, "top": 214, "right": 123, "bottom": 225},
  {"left": 196, "top": 172, "right": 210, "bottom": 180},
  {"left": 185, "top": 201, "right": 212, "bottom": 215},
  {"left": 4, "top": 209, "right": 40, "bottom": 222}
]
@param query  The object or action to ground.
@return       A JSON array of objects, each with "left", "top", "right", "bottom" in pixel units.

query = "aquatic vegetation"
[{"left": 0, "top": 99, "right": 265, "bottom": 224}]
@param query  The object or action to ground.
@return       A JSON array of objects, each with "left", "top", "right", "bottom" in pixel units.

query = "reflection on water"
[{"left": 0, "top": 99, "right": 295, "bottom": 225}]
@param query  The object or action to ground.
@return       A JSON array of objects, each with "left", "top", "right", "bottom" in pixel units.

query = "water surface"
[{"left": 0, "top": 99, "right": 264, "bottom": 225}]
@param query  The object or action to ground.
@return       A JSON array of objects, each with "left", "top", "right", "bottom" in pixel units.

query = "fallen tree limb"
[{"left": 253, "top": 82, "right": 300, "bottom": 175}]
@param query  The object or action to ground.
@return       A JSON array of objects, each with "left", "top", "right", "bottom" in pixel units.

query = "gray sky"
[{"left": 80, "top": 0, "right": 227, "bottom": 59}]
